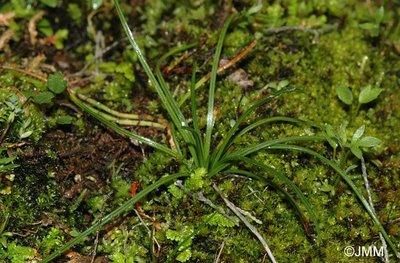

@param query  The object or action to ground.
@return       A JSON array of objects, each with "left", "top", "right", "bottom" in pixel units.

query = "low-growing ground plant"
[{"left": 42, "top": 1, "right": 399, "bottom": 262}]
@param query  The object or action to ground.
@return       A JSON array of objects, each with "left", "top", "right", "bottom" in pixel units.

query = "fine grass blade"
[
  {"left": 268, "top": 144, "right": 400, "bottom": 258},
  {"left": 155, "top": 43, "right": 197, "bottom": 77},
  {"left": 74, "top": 95, "right": 166, "bottom": 129},
  {"left": 234, "top": 157, "right": 320, "bottom": 237},
  {"left": 226, "top": 168, "right": 318, "bottom": 241},
  {"left": 70, "top": 91, "right": 179, "bottom": 158},
  {"left": 213, "top": 183, "right": 277, "bottom": 263},
  {"left": 203, "top": 14, "right": 235, "bottom": 166},
  {"left": 226, "top": 135, "right": 325, "bottom": 161},
  {"left": 211, "top": 87, "right": 297, "bottom": 166},
  {"left": 236, "top": 116, "right": 321, "bottom": 138},
  {"left": 189, "top": 64, "right": 205, "bottom": 166},
  {"left": 114, "top": 0, "right": 187, "bottom": 137},
  {"left": 41, "top": 173, "right": 188, "bottom": 263},
  {"left": 76, "top": 92, "right": 156, "bottom": 121}
]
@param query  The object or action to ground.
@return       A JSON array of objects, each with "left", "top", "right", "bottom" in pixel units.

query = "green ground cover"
[{"left": 0, "top": 0, "right": 399, "bottom": 262}]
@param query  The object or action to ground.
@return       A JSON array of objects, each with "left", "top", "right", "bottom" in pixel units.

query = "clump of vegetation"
[
  {"left": 39, "top": 1, "right": 399, "bottom": 262},
  {"left": 1, "top": 0, "right": 400, "bottom": 262}
]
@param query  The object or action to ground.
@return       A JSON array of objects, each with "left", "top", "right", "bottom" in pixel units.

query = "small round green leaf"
[
  {"left": 56, "top": 116, "right": 74, "bottom": 125},
  {"left": 350, "top": 145, "right": 363, "bottom": 159},
  {"left": 352, "top": 125, "right": 365, "bottom": 142},
  {"left": 336, "top": 86, "right": 353, "bottom": 105},
  {"left": 358, "top": 136, "right": 381, "bottom": 148},
  {"left": 359, "top": 86, "right": 382, "bottom": 104},
  {"left": 47, "top": 72, "right": 67, "bottom": 94}
]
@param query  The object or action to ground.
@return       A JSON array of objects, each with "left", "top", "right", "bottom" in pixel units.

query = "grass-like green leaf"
[
  {"left": 229, "top": 157, "right": 320, "bottom": 236},
  {"left": 267, "top": 144, "right": 399, "bottom": 258},
  {"left": 226, "top": 135, "right": 325, "bottom": 161},
  {"left": 114, "top": 0, "right": 187, "bottom": 137},
  {"left": 189, "top": 65, "right": 205, "bottom": 166},
  {"left": 336, "top": 86, "right": 353, "bottom": 105},
  {"left": 358, "top": 85, "right": 382, "bottom": 104},
  {"left": 70, "top": 91, "right": 179, "bottom": 158},
  {"left": 226, "top": 168, "right": 318, "bottom": 240},
  {"left": 204, "top": 14, "right": 235, "bottom": 167},
  {"left": 47, "top": 72, "right": 67, "bottom": 94},
  {"left": 358, "top": 136, "right": 381, "bottom": 148},
  {"left": 211, "top": 87, "right": 297, "bottom": 167},
  {"left": 352, "top": 125, "right": 365, "bottom": 142},
  {"left": 41, "top": 172, "right": 188, "bottom": 263}
]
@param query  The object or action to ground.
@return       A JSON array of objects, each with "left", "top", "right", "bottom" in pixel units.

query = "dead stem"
[
  {"left": 0, "top": 29, "right": 14, "bottom": 51},
  {"left": 0, "top": 12, "right": 15, "bottom": 26},
  {"left": 361, "top": 157, "right": 389, "bottom": 263},
  {"left": 214, "top": 241, "right": 225, "bottom": 263},
  {"left": 0, "top": 64, "right": 47, "bottom": 81},
  {"left": 28, "top": 10, "right": 46, "bottom": 45},
  {"left": 73, "top": 93, "right": 167, "bottom": 129},
  {"left": 213, "top": 183, "right": 277, "bottom": 263}
]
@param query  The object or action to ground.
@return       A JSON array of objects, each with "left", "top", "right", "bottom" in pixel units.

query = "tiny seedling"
[
  {"left": 324, "top": 122, "right": 389, "bottom": 261},
  {"left": 42, "top": 1, "right": 399, "bottom": 262},
  {"left": 324, "top": 122, "right": 381, "bottom": 160},
  {"left": 336, "top": 85, "right": 382, "bottom": 120},
  {"left": 32, "top": 72, "right": 67, "bottom": 105}
]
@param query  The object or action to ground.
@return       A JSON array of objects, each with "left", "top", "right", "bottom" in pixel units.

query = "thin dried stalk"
[{"left": 213, "top": 184, "right": 277, "bottom": 263}]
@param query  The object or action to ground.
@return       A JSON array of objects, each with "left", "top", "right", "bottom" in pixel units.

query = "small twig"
[
  {"left": 196, "top": 192, "right": 237, "bottom": 223},
  {"left": 213, "top": 184, "right": 277, "bottom": 263},
  {"left": 134, "top": 209, "right": 161, "bottom": 256},
  {"left": 0, "top": 64, "right": 47, "bottom": 81},
  {"left": 235, "top": 206, "right": 262, "bottom": 225},
  {"left": 70, "top": 40, "right": 120, "bottom": 77},
  {"left": 163, "top": 49, "right": 195, "bottom": 75},
  {"left": 90, "top": 232, "right": 99, "bottom": 263},
  {"left": 214, "top": 241, "right": 225, "bottom": 263},
  {"left": 361, "top": 157, "right": 389, "bottom": 263},
  {"left": 246, "top": 185, "right": 264, "bottom": 203},
  {"left": 179, "top": 39, "right": 257, "bottom": 105},
  {"left": 3, "top": 142, "right": 27, "bottom": 149},
  {"left": 28, "top": 10, "right": 45, "bottom": 45},
  {"left": 0, "top": 121, "right": 11, "bottom": 145},
  {"left": 388, "top": 217, "right": 400, "bottom": 225},
  {"left": 0, "top": 29, "right": 14, "bottom": 50},
  {"left": 174, "top": 181, "right": 237, "bottom": 222},
  {"left": 58, "top": 102, "right": 82, "bottom": 114}
]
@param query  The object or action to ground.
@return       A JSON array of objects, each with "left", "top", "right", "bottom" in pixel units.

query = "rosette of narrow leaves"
[
  {"left": 324, "top": 123, "right": 381, "bottom": 159},
  {"left": 42, "top": 1, "right": 399, "bottom": 261},
  {"left": 349, "top": 125, "right": 381, "bottom": 159}
]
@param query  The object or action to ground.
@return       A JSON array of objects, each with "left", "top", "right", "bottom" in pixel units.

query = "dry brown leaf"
[
  {"left": 0, "top": 12, "right": 15, "bottom": 26},
  {"left": 28, "top": 53, "right": 46, "bottom": 71},
  {"left": 66, "top": 251, "right": 91, "bottom": 263},
  {"left": 0, "top": 29, "right": 13, "bottom": 50},
  {"left": 228, "top": 68, "right": 254, "bottom": 90},
  {"left": 66, "top": 251, "right": 109, "bottom": 263},
  {"left": 28, "top": 10, "right": 45, "bottom": 45}
]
